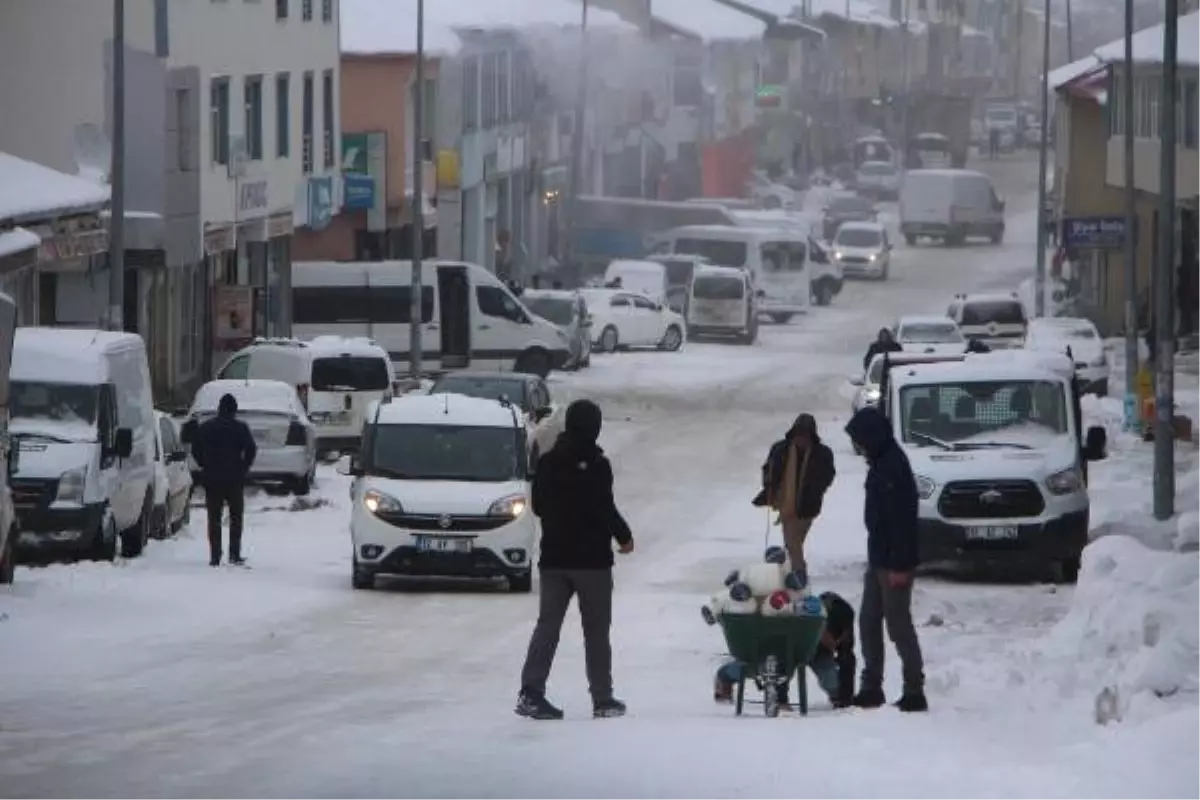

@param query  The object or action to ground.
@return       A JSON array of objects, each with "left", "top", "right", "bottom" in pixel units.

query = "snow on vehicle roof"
[
  {"left": 192, "top": 379, "right": 298, "bottom": 414},
  {"left": 607, "top": 259, "right": 665, "bottom": 272},
  {"left": 960, "top": 292, "right": 1023, "bottom": 305},
  {"left": 12, "top": 328, "right": 143, "bottom": 384},
  {"left": 520, "top": 289, "right": 578, "bottom": 302},
  {"left": 0, "top": 227, "right": 39, "bottom": 259},
  {"left": 1028, "top": 316, "right": 1098, "bottom": 332},
  {"left": 837, "top": 220, "right": 885, "bottom": 232},
  {"left": 693, "top": 265, "right": 747, "bottom": 279},
  {"left": 372, "top": 393, "right": 525, "bottom": 429},
  {"left": 905, "top": 168, "right": 989, "bottom": 180},
  {"left": 0, "top": 152, "right": 111, "bottom": 225},
  {"left": 305, "top": 335, "right": 390, "bottom": 359},
  {"left": 898, "top": 315, "right": 958, "bottom": 327},
  {"left": 892, "top": 352, "right": 1071, "bottom": 389}
]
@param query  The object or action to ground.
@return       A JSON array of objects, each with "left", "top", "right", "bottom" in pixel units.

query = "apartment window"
[
  {"left": 302, "top": 71, "right": 314, "bottom": 172},
  {"left": 672, "top": 52, "right": 704, "bottom": 107},
  {"left": 462, "top": 56, "right": 480, "bottom": 132},
  {"left": 481, "top": 52, "right": 499, "bottom": 128},
  {"left": 322, "top": 0, "right": 332, "bottom": 22},
  {"left": 244, "top": 75, "right": 263, "bottom": 160},
  {"left": 210, "top": 77, "right": 230, "bottom": 165},
  {"left": 276, "top": 0, "right": 287, "bottom": 19},
  {"left": 276, "top": 73, "right": 290, "bottom": 157},
  {"left": 302, "top": 0, "right": 312, "bottom": 21},
  {"left": 176, "top": 89, "right": 193, "bottom": 171},
  {"left": 322, "top": 69, "right": 335, "bottom": 168},
  {"left": 497, "top": 51, "right": 511, "bottom": 123},
  {"left": 154, "top": 0, "right": 169, "bottom": 57}
]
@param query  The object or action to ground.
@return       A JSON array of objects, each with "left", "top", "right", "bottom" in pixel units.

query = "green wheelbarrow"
[{"left": 718, "top": 612, "right": 826, "bottom": 717}]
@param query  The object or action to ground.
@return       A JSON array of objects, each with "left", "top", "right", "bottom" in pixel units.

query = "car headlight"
[
  {"left": 868, "top": 253, "right": 877, "bottom": 261},
  {"left": 363, "top": 488, "right": 403, "bottom": 515},
  {"left": 1046, "top": 467, "right": 1082, "bottom": 495},
  {"left": 915, "top": 474, "right": 937, "bottom": 500},
  {"left": 833, "top": 251, "right": 844, "bottom": 260},
  {"left": 488, "top": 493, "right": 528, "bottom": 518},
  {"left": 55, "top": 468, "right": 86, "bottom": 504},
  {"left": 865, "top": 388, "right": 881, "bottom": 402}
]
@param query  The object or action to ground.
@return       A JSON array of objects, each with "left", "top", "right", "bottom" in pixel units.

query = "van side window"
[
  {"left": 476, "top": 285, "right": 525, "bottom": 322},
  {"left": 631, "top": 295, "right": 657, "bottom": 310},
  {"left": 220, "top": 354, "right": 250, "bottom": 380},
  {"left": 610, "top": 295, "right": 631, "bottom": 308}
]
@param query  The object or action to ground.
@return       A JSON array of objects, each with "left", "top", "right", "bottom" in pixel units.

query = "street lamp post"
[
  {"left": 108, "top": 0, "right": 127, "bottom": 332},
  {"left": 563, "top": 0, "right": 589, "bottom": 274},
  {"left": 1121, "top": 0, "right": 1138, "bottom": 434},
  {"left": 1032, "top": 0, "right": 1051, "bottom": 318},
  {"left": 408, "top": 0, "right": 425, "bottom": 379}
]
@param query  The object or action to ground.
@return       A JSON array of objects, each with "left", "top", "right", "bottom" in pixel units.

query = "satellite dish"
[{"left": 73, "top": 123, "right": 111, "bottom": 184}]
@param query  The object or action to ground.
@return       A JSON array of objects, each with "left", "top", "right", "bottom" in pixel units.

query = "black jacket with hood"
[
  {"left": 531, "top": 399, "right": 633, "bottom": 570},
  {"left": 753, "top": 414, "right": 836, "bottom": 518},
  {"left": 191, "top": 394, "right": 257, "bottom": 489},
  {"left": 844, "top": 407, "right": 920, "bottom": 572},
  {"left": 863, "top": 337, "right": 903, "bottom": 372}
]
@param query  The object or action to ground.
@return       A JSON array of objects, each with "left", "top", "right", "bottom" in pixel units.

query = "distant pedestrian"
[
  {"left": 988, "top": 128, "right": 1001, "bottom": 159},
  {"left": 862, "top": 328, "right": 903, "bottom": 372},
  {"left": 516, "top": 399, "right": 634, "bottom": 721},
  {"left": 191, "top": 393, "right": 257, "bottom": 567},
  {"left": 844, "top": 407, "right": 927, "bottom": 713}
]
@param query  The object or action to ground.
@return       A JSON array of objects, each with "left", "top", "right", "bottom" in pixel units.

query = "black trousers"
[
  {"left": 860, "top": 568, "right": 924, "bottom": 695},
  {"left": 205, "top": 483, "right": 245, "bottom": 561},
  {"left": 519, "top": 568, "right": 614, "bottom": 703}
]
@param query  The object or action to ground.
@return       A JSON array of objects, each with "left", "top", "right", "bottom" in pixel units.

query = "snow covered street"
[{"left": 1, "top": 156, "right": 1196, "bottom": 798}]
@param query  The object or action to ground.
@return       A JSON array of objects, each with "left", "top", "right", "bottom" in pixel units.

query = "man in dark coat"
[
  {"left": 752, "top": 413, "right": 836, "bottom": 576},
  {"left": 516, "top": 399, "right": 634, "bottom": 721},
  {"left": 844, "top": 406, "right": 927, "bottom": 712},
  {"left": 191, "top": 393, "right": 257, "bottom": 567},
  {"left": 862, "top": 327, "right": 903, "bottom": 372}
]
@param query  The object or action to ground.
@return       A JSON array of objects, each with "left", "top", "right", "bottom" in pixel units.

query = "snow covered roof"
[
  {"left": 694, "top": 264, "right": 748, "bottom": 279},
  {"left": 340, "top": 0, "right": 633, "bottom": 56},
  {"left": 1049, "top": 54, "right": 1101, "bottom": 90},
  {"left": 304, "top": 335, "right": 391, "bottom": 359},
  {"left": 0, "top": 153, "right": 110, "bottom": 225},
  {"left": 647, "top": 0, "right": 769, "bottom": 41},
  {"left": 12, "top": 328, "right": 143, "bottom": 384},
  {"left": 0, "top": 227, "right": 39, "bottom": 259},
  {"left": 898, "top": 314, "right": 958, "bottom": 326},
  {"left": 1092, "top": 11, "right": 1200, "bottom": 68},
  {"left": 892, "top": 353, "right": 1069, "bottom": 388},
  {"left": 192, "top": 379, "right": 300, "bottom": 414},
  {"left": 374, "top": 392, "right": 524, "bottom": 429}
]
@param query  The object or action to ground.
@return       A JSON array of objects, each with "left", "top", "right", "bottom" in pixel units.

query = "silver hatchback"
[{"left": 519, "top": 289, "right": 592, "bottom": 370}]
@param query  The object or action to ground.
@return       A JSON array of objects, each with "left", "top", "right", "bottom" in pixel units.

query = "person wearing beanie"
[
  {"left": 191, "top": 392, "right": 257, "bottom": 567},
  {"left": 516, "top": 399, "right": 634, "bottom": 721}
]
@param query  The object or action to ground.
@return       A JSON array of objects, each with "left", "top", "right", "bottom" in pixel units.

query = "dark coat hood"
[{"left": 845, "top": 407, "right": 894, "bottom": 460}]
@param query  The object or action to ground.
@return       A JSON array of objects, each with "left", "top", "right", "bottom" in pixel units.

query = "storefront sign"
[
  {"left": 238, "top": 179, "right": 269, "bottom": 216},
  {"left": 213, "top": 285, "right": 254, "bottom": 347},
  {"left": 343, "top": 173, "right": 375, "bottom": 211},
  {"left": 203, "top": 225, "right": 235, "bottom": 255},
  {"left": 306, "top": 177, "right": 335, "bottom": 232},
  {"left": 266, "top": 212, "right": 293, "bottom": 239},
  {"left": 343, "top": 131, "right": 386, "bottom": 230},
  {"left": 1062, "top": 215, "right": 1130, "bottom": 250},
  {"left": 37, "top": 228, "right": 108, "bottom": 262}
]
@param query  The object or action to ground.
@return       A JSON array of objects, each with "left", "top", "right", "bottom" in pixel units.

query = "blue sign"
[
  {"left": 1062, "top": 215, "right": 1130, "bottom": 250},
  {"left": 343, "top": 173, "right": 375, "bottom": 211},
  {"left": 307, "top": 177, "right": 334, "bottom": 232}
]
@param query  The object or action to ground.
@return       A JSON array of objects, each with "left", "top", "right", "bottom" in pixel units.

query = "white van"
[
  {"left": 899, "top": 169, "right": 1006, "bottom": 246},
  {"left": 653, "top": 225, "right": 812, "bottom": 324},
  {"left": 216, "top": 336, "right": 395, "bottom": 455},
  {"left": 9, "top": 329, "right": 155, "bottom": 561},
  {"left": 602, "top": 259, "right": 669, "bottom": 304},
  {"left": 686, "top": 265, "right": 758, "bottom": 344},
  {"left": 292, "top": 260, "right": 572, "bottom": 379}
]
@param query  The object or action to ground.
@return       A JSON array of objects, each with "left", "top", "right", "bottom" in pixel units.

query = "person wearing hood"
[
  {"left": 752, "top": 413, "right": 836, "bottom": 576},
  {"left": 516, "top": 399, "right": 634, "bottom": 721},
  {"left": 190, "top": 393, "right": 257, "bottom": 567},
  {"left": 863, "top": 327, "right": 903, "bottom": 372},
  {"left": 844, "top": 406, "right": 927, "bottom": 713}
]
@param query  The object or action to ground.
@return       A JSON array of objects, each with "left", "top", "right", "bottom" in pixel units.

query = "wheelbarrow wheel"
[{"left": 763, "top": 655, "right": 781, "bottom": 718}]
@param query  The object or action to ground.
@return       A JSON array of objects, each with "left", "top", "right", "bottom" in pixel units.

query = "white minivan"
[
  {"left": 602, "top": 259, "right": 669, "bottom": 304},
  {"left": 686, "top": 265, "right": 758, "bottom": 344},
  {"left": 9, "top": 329, "right": 156, "bottom": 560},
  {"left": 899, "top": 169, "right": 1006, "bottom": 246},
  {"left": 292, "top": 260, "right": 572, "bottom": 379},
  {"left": 216, "top": 336, "right": 395, "bottom": 455}
]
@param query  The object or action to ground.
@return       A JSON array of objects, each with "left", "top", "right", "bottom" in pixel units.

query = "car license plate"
[
  {"left": 415, "top": 536, "right": 471, "bottom": 554},
  {"left": 965, "top": 525, "right": 1019, "bottom": 541}
]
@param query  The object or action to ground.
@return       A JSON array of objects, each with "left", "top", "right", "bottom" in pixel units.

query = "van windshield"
[
  {"left": 11, "top": 381, "right": 99, "bottom": 439},
  {"left": 674, "top": 238, "right": 747, "bottom": 268},
  {"left": 692, "top": 275, "right": 745, "bottom": 300},
  {"left": 311, "top": 357, "right": 391, "bottom": 392},
  {"left": 368, "top": 424, "right": 524, "bottom": 482},
  {"left": 961, "top": 301, "right": 1026, "bottom": 325},
  {"left": 835, "top": 227, "right": 882, "bottom": 248},
  {"left": 900, "top": 323, "right": 963, "bottom": 343},
  {"left": 523, "top": 297, "right": 575, "bottom": 327},
  {"left": 430, "top": 375, "right": 529, "bottom": 411},
  {"left": 899, "top": 380, "right": 1068, "bottom": 447}
]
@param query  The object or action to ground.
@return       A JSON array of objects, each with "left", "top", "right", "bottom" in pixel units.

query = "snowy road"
[{"left": 1, "top": 155, "right": 1196, "bottom": 798}]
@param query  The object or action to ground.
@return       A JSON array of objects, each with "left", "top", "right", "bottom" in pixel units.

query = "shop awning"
[{"left": 0, "top": 227, "right": 39, "bottom": 259}]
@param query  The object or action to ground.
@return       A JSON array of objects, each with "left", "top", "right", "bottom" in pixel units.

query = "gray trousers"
[
  {"left": 519, "top": 568, "right": 614, "bottom": 702},
  {"left": 859, "top": 568, "right": 925, "bottom": 694}
]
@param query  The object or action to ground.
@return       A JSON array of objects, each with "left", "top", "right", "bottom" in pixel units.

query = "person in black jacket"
[
  {"left": 191, "top": 393, "right": 257, "bottom": 567},
  {"left": 516, "top": 399, "right": 634, "bottom": 721},
  {"left": 752, "top": 413, "right": 836, "bottom": 576},
  {"left": 862, "top": 327, "right": 903, "bottom": 372},
  {"left": 844, "top": 406, "right": 927, "bottom": 713},
  {"left": 965, "top": 337, "right": 991, "bottom": 354}
]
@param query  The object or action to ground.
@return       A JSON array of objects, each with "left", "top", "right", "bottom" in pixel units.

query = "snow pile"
[
  {"left": 0, "top": 227, "right": 38, "bottom": 258},
  {"left": 0, "top": 152, "right": 110, "bottom": 224}
]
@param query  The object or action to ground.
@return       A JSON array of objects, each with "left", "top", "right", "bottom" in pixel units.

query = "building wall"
[{"left": 342, "top": 56, "right": 415, "bottom": 207}]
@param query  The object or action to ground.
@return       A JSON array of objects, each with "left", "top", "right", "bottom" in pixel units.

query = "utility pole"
[
  {"left": 562, "top": 0, "right": 589, "bottom": 275},
  {"left": 1014, "top": 0, "right": 1024, "bottom": 98},
  {"left": 1153, "top": 0, "right": 1178, "bottom": 520},
  {"left": 107, "top": 0, "right": 126, "bottom": 332},
  {"left": 900, "top": 0, "right": 910, "bottom": 151},
  {"left": 1065, "top": 0, "right": 1074, "bottom": 61},
  {"left": 1121, "top": 0, "right": 1138, "bottom": 433},
  {"left": 408, "top": 0, "right": 425, "bottom": 378},
  {"left": 1033, "top": 0, "right": 1051, "bottom": 317}
]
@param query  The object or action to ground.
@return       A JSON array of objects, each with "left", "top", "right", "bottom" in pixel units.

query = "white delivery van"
[
  {"left": 216, "top": 336, "right": 395, "bottom": 455},
  {"left": 292, "top": 260, "right": 572, "bottom": 379},
  {"left": 653, "top": 225, "right": 812, "bottom": 324},
  {"left": 602, "top": 259, "right": 670, "bottom": 303},
  {"left": 899, "top": 169, "right": 1006, "bottom": 246},
  {"left": 0, "top": 293, "right": 17, "bottom": 583},
  {"left": 686, "top": 265, "right": 758, "bottom": 344},
  {"left": 9, "top": 329, "right": 156, "bottom": 561}
]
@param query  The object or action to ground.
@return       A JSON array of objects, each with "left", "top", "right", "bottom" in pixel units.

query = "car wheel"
[
  {"left": 1056, "top": 556, "right": 1081, "bottom": 584},
  {"left": 599, "top": 325, "right": 619, "bottom": 353},
  {"left": 904, "top": 233, "right": 917, "bottom": 246},
  {"left": 120, "top": 494, "right": 153, "bottom": 559},
  {"left": 150, "top": 504, "right": 170, "bottom": 540},
  {"left": 813, "top": 282, "right": 833, "bottom": 307},
  {"left": 659, "top": 325, "right": 683, "bottom": 352},
  {"left": 90, "top": 516, "right": 117, "bottom": 562},
  {"left": 769, "top": 313, "right": 793, "bottom": 325},
  {"left": 514, "top": 349, "right": 551, "bottom": 378},
  {"left": 292, "top": 467, "right": 314, "bottom": 496},
  {"left": 990, "top": 226, "right": 1004, "bottom": 244},
  {"left": 509, "top": 572, "right": 533, "bottom": 593},
  {"left": 581, "top": 353, "right": 591, "bottom": 368},
  {"left": 0, "top": 529, "right": 15, "bottom": 585},
  {"left": 352, "top": 560, "right": 375, "bottom": 590}
]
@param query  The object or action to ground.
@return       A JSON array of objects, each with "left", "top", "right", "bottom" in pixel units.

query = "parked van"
[
  {"left": 899, "top": 169, "right": 1005, "bottom": 246},
  {"left": 686, "top": 265, "right": 758, "bottom": 344},
  {"left": 652, "top": 225, "right": 812, "bottom": 324},
  {"left": 292, "top": 260, "right": 572, "bottom": 379},
  {"left": 0, "top": 293, "right": 17, "bottom": 582},
  {"left": 9, "top": 329, "right": 155, "bottom": 561},
  {"left": 216, "top": 336, "right": 395, "bottom": 455},
  {"left": 602, "top": 259, "right": 669, "bottom": 304}
]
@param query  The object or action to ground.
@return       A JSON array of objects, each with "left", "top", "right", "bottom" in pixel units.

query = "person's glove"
[
  {"left": 618, "top": 539, "right": 635, "bottom": 555},
  {"left": 751, "top": 488, "right": 768, "bottom": 507}
]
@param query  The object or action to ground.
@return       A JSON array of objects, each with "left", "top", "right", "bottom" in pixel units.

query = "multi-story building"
[{"left": 0, "top": 0, "right": 342, "bottom": 402}]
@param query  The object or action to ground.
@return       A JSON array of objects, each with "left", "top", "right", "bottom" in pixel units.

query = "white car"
[
  {"left": 152, "top": 412, "right": 192, "bottom": 537},
  {"left": 832, "top": 221, "right": 892, "bottom": 280},
  {"left": 427, "top": 371, "right": 565, "bottom": 463},
  {"left": 855, "top": 160, "right": 902, "bottom": 199},
  {"left": 1025, "top": 317, "right": 1110, "bottom": 396},
  {"left": 578, "top": 288, "right": 686, "bottom": 353},
  {"left": 947, "top": 292, "right": 1028, "bottom": 349},
  {"left": 182, "top": 379, "right": 318, "bottom": 495},
  {"left": 341, "top": 393, "right": 535, "bottom": 592},
  {"left": 895, "top": 315, "right": 967, "bottom": 355}
]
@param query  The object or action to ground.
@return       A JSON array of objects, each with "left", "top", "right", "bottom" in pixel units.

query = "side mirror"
[
  {"left": 336, "top": 454, "right": 362, "bottom": 477},
  {"left": 180, "top": 419, "right": 197, "bottom": 445},
  {"left": 533, "top": 406, "right": 554, "bottom": 423},
  {"left": 115, "top": 428, "right": 133, "bottom": 460},
  {"left": 849, "top": 376, "right": 864, "bottom": 386},
  {"left": 1084, "top": 426, "right": 1107, "bottom": 461}
]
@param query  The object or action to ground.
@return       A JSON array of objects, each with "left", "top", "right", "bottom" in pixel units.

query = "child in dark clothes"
[{"left": 713, "top": 591, "right": 856, "bottom": 709}]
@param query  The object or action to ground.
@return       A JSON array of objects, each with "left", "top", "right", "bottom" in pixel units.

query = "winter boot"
[
  {"left": 852, "top": 688, "right": 886, "bottom": 709},
  {"left": 229, "top": 556, "right": 247, "bottom": 567},
  {"left": 713, "top": 678, "right": 733, "bottom": 704},
  {"left": 593, "top": 697, "right": 627, "bottom": 718},
  {"left": 894, "top": 691, "right": 929, "bottom": 713},
  {"left": 515, "top": 691, "right": 563, "bottom": 721}
]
